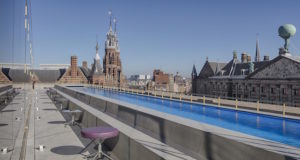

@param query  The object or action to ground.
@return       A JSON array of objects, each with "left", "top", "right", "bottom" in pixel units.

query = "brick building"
[
  {"left": 58, "top": 56, "right": 88, "bottom": 84},
  {"left": 102, "top": 16, "right": 124, "bottom": 87},
  {"left": 0, "top": 68, "right": 10, "bottom": 84},
  {"left": 192, "top": 38, "right": 300, "bottom": 106}
]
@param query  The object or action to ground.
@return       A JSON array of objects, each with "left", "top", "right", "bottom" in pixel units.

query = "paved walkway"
[{"left": 0, "top": 88, "right": 87, "bottom": 160}]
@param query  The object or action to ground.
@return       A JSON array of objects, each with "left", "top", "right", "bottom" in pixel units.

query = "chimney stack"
[
  {"left": 247, "top": 55, "right": 251, "bottom": 62},
  {"left": 241, "top": 53, "right": 247, "bottom": 63},
  {"left": 82, "top": 61, "right": 88, "bottom": 68},
  {"left": 233, "top": 51, "right": 237, "bottom": 60},
  {"left": 263, "top": 55, "right": 270, "bottom": 61},
  {"left": 71, "top": 56, "right": 77, "bottom": 77}
]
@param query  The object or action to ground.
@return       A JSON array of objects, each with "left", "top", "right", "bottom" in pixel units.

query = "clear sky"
[{"left": 1, "top": 0, "right": 300, "bottom": 77}]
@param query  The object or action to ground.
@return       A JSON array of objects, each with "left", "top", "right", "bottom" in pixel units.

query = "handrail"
[{"left": 83, "top": 84, "right": 299, "bottom": 117}]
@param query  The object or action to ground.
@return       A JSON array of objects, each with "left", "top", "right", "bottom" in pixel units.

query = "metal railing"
[{"left": 82, "top": 84, "right": 297, "bottom": 117}]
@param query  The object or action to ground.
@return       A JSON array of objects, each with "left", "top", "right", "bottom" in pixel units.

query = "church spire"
[
  {"left": 113, "top": 17, "right": 117, "bottom": 34},
  {"left": 255, "top": 34, "right": 260, "bottom": 62},
  {"left": 192, "top": 64, "right": 197, "bottom": 79},
  {"left": 108, "top": 10, "right": 112, "bottom": 31},
  {"left": 95, "top": 36, "right": 100, "bottom": 60}
]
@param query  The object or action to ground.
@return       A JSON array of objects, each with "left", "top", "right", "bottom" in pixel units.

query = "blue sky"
[{"left": 1, "top": 0, "right": 300, "bottom": 77}]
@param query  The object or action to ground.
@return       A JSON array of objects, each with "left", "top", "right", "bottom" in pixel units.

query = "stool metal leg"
[{"left": 83, "top": 140, "right": 114, "bottom": 160}]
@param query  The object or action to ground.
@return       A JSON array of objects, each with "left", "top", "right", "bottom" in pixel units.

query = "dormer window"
[{"left": 220, "top": 70, "right": 225, "bottom": 76}]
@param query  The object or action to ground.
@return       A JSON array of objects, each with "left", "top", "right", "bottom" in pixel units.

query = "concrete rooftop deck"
[{"left": 0, "top": 87, "right": 89, "bottom": 160}]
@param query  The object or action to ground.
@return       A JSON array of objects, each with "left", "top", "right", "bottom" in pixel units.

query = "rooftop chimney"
[
  {"left": 233, "top": 51, "right": 237, "bottom": 60},
  {"left": 82, "top": 61, "right": 88, "bottom": 68},
  {"left": 263, "top": 55, "right": 270, "bottom": 61},
  {"left": 71, "top": 56, "right": 77, "bottom": 77},
  {"left": 279, "top": 47, "right": 286, "bottom": 56},
  {"left": 241, "top": 53, "right": 247, "bottom": 63}
]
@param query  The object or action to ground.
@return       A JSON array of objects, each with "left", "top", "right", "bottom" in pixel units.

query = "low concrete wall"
[
  {"left": 55, "top": 85, "right": 294, "bottom": 160},
  {"left": 0, "top": 85, "right": 12, "bottom": 93},
  {"left": 56, "top": 92, "right": 164, "bottom": 160}
]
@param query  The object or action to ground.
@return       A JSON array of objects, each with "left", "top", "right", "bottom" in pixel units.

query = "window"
[
  {"left": 294, "top": 89, "right": 298, "bottom": 96},
  {"left": 252, "top": 87, "right": 255, "bottom": 92},
  {"left": 282, "top": 88, "right": 286, "bottom": 95},
  {"left": 261, "top": 87, "right": 264, "bottom": 93},
  {"left": 271, "top": 88, "right": 274, "bottom": 94}
]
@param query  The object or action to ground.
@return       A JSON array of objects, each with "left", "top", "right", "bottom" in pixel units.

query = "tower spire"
[
  {"left": 255, "top": 33, "right": 260, "bottom": 62},
  {"left": 113, "top": 17, "right": 117, "bottom": 33},
  {"left": 95, "top": 35, "right": 100, "bottom": 60},
  {"left": 108, "top": 10, "right": 112, "bottom": 31}
]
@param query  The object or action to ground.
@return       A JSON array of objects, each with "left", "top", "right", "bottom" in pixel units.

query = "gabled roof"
[
  {"left": 191, "top": 65, "right": 197, "bottom": 76},
  {"left": 246, "top": 54, "right": 300, "bottom": 79},
  {"left": 198, "top": 61, "right": 226, "bottom": 78}
]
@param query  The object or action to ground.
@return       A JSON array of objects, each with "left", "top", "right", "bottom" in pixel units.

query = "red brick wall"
[{"left": 153, "top": 69, "right": 169, "bottom": 84}]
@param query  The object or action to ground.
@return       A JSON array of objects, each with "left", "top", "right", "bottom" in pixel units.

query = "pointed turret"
[
  {"left": 191, "top": 65, "right": 197, "bottom": 79},
  {"left": 92, "top": 40, "right": 102, "bottom": 74},
  {"left": 255, "top": 35, "right": 260, "bottom": 62},
  {"left": 105, "top": 10, "right": 118, "bottom": 50},
  {"left": 95, "top": 40, "right": 100, "bottom": 60}
]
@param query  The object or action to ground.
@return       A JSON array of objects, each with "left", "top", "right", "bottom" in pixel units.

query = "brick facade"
[
  {"left": 58, "top": 56, "right": 88, "bottom": 84},
  {"left": 0, "top": 68, "right": 10, "bottom": 84}
]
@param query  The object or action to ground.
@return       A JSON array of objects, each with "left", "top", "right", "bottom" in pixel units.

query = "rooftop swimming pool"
[{"left": 72, "top": 86, "right": 300, "bottom": 148}]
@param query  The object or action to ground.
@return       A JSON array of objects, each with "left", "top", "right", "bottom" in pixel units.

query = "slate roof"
[
  {"left": 7, "top": 69, "right": 65, "bottom": 83},
  {"left": 246, "top": 54, "right": 300, "bottom": 79},
  {"left": 224, "top": 61, "right": 269, "bottom": 76},
  {"left": 198, "top": 61, "right": 226, "bottom": 78},
  {"left": 207, "top": 62, "right": 227, "bottom": 74},
  {"left": 80, "top": 67, "right": 91, "bottom": 78}
]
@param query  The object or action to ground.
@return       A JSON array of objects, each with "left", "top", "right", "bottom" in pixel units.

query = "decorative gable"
[
  {"left": 249, "top": 57, "right": 300, "bottom": 79},
  {"left": 58, "top": 67, "right": 88, "bottom": 84},
  {"left": 198, "top": 62, "right": 215, "bottom": 79},
  {"left": 0, "top": 69, "right": 10, "bottom": 84}
]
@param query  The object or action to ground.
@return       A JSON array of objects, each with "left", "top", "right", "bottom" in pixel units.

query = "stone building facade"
[{"left": 192, "top": 46, "right": 300, "bottom": 106}]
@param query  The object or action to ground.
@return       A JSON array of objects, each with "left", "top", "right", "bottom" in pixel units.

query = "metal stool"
[
  {"left": 62, "top": 109, "right": 82, "bottom": 127},
  {"left": 80, "top": 127, "right": 119, "bottom": 160}
]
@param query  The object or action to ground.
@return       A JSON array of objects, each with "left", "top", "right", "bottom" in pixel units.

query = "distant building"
[
  {"left": 90, "top": 42, "right": 105, "bottom": 85},
  {"left": 128, "top": 74, "right": 152, "bottom": 89},
  {"left": 130, "top": 74, "right": 151, "bottom": 81},
  {"left": 102, "top": 14, "right": 125, "bottom": 87},
  {"left": 39, "top": 64, "right": 69, "bottom": 70},
  {"left": 192, "top": 39, "right": 300, "bottom": 106},
  {"left": 58, "top": 12, "right": 125, "bottom": 86},
  {"left": 0, "top": 63, "right": 31, "bottom": 69},
  {"left": 147, "top": 69, "right": 190, "bottom": 93},
  {"left": 151, "top": 69, "right": 170, "bottom": 91}
]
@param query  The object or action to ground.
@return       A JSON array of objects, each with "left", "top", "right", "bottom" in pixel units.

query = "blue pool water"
[{"left": 73, "top": 87, "right": 300, "bottom": 148}]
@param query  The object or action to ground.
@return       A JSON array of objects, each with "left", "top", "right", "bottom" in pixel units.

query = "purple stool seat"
[{"left": 81, "top": 127, "right": 119, "bottom": 140}]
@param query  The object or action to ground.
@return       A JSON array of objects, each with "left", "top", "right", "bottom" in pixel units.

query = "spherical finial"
[{"left": 278, "top": 24, "right": 296, "bottom": 39}]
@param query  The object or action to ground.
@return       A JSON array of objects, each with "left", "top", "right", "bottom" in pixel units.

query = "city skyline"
[{"left": 0, "top": 0, "right": 300, "bottom": 77}]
